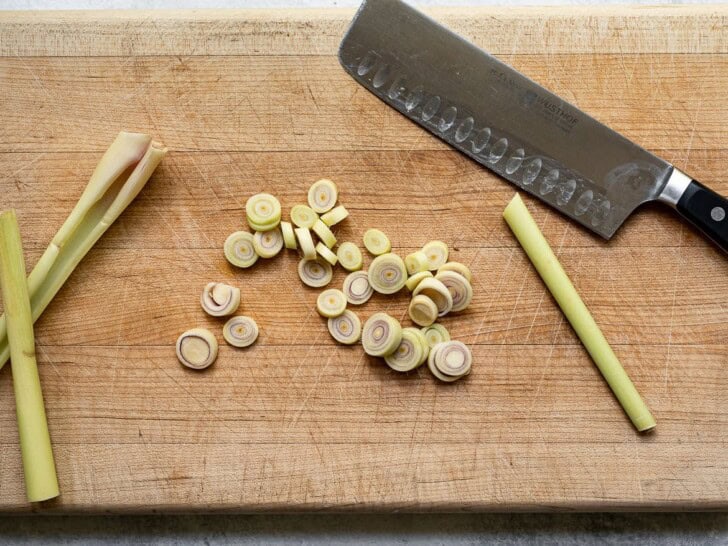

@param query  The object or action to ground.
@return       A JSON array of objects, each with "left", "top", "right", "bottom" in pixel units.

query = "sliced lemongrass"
[
  {"left": 435, "top": 271, "right": 473, "bottom": 313},
  {"left": 312, "top": 220, "right": 337, "bottom": 248},
  {"left": 337, "top": 242, "right": 363, "bottom": 271},
  {"left": 201, "top": 282, "right": 240, "bottom": 317},
  {"left": 245, "top": 193, "right": 281, "bottom": 231},
  {"left": 253, "top": 227, "right": 283, "bottom": 258},
  {"left": 298, "top": 258, "right": 333, "bottom": 288},
  {"left": 222, "top": 316, "right": 259, "bottom": 348},
  {"left": 316, "top": 242, "right": 338, "bottom": 266},
  {"left": 422, "top": 240, "right": 449, "bottom": 270},
  {"left": 281, "top": 221, "right": 297, "bottom": 250},
  {"left": 421, "top": 324, "right": 451, "bottom": 348},
  {"left": 290, "top": 204, "right": 319, "bottom": 229},
  {"left": 316, "top": 288, "right": 347, "bottom": 318},
  {"left": 411, "top": 327, "right": 430, "bottom": 362},
  {"left": 427, "top": 343, "right": 458, "bottom": 383},
  {"left": 176, "top": 328, "right": 218, "bottom": 370},
  {"left": 408, "top": 294, "right": 438, "bottom": 327},
  {"left": 405, "top": 271, "right": 433, "bottom": 292},
  {"left": 362, "top": 312, "right": 403, "bottom": 357},
  {"left": 224, "top": 231, "right": 258, "bottom": 268},
  {"left": 412, "top": 277, "right": 453, "bottom": 316},
  {"left": 308, "top": 178, "right": 338, "bottom": 213},
  {"left": 438, "top": 261, "right": 472, "bottom": 282},
  {"left": 342, "top": 271, "right": 373, "bottom": 305},
  {"left": 294, "top": 227, "right": 316, "bottom": 260},
  {"left": 431, "top": 341, "right": 472, "bottom": 379},
  {"left": 328, "top": 309, "right": 362, "bottom": 345},
  {"left": 320, "top": 205, "right": 348, "bottom": 226},
  {"left": 368, "top": 253, "right": 407, "bottom": 294},
  {"left": 384, "top": 327, "right": 429, "bottom": 372},
  {"left": 363, "top": 228, "right": 391, "bottom": 256},
  {"left": 404, "top": 251, "right": 429, "bottom": 275}
]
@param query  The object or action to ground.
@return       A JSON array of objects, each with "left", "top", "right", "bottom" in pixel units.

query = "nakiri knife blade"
[{"left": 338, "top": 0, "right": 728, "bottom": 252}]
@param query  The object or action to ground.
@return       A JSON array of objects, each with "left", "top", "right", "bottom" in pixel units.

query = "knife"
[{"left": 338, "top": 0, "right": 728, "bottom": 252}]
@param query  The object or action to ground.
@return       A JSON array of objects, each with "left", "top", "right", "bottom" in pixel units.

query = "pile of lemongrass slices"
[{"left": 221, "top": 179, "right": 475, "bottom": 383}]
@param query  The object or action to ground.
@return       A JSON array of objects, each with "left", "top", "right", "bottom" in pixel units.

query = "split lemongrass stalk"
[
  {"left": 0, "top": 132, "right": 166, "bottom": 372},
  {"left": 0, "top": 210, "right": 59, "bottom": 502},
  {"left": 503, "top": 193, "right": 656, "bottom": 432}
]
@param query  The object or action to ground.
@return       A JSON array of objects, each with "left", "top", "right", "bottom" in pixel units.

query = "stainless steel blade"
[{"left": 338, "top": 0, "right": 674, "bottom": 238}]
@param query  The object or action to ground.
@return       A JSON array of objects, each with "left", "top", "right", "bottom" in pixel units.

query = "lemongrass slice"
[
  {"left": 429, "top": 341, "right": 472, "bottom": 380},
  {"left": 421, "top": 324, "right": 451, "bottom": 348},
  {"left": 411, "top": 327, "right": 430, "bottom": 362},
  {"left": 368, "top": 253, "right": 407, "bottom": 294},
  {"left": 405, "top": 271, "right": 433, "bottom": 292},
  {"left": 316, "top": 289, "right": 347, "bottom": 318},
  {"left": 328, "top": 309, "right": 362, "bottom": 345},
  {"left": 176, "top": 328, "right": 218, "bottom": 370},
  {"left": 408, "top": 294, "right": 438, "bottom": 327},
  {"left": 308, "top": 178, "right": 338, "bottom": 213},
  {"left": 404, "top": 251, "right": 429, "bottom": 275},
  {"left": 281, "top": 221, "right": 297, "bottom": 250},
  {"left": 337, "top": 242, "right": 363, "bottom": 272},
  {"left": 320, "top": 205, "right": 349, "bottom": 226},
  {"left": 363, "top": 228, "right": 391, "bottom": 256},
  {"left": 384, "top": 327, "right": 429, "bottom": 372},
  {"left": 412, "top": 277, "right": 453, "bottom": 316},
  {"left": 245, "top": 193, "right": 281, "bottom": 231},
  {"left": 224, "top": 231, "right": 259, "bottom": 269},
  {"left": 438, "top": 261, "right": 472, "bottom": 282},
  {"left": 298, "top": 258, "right": 333, "bottom": 288},
  {"left": 222, "top": 316, "right": 259, "bottom": 348},
  {"left": 435, "top": 271, "right": 473, "bottom": 313},
  {"left": 427, "top": 343, "right": 457, "bottom": 383},
  {"left": 362, "top": 312, "right": 403, "bottom": 357},
  {"left": 342, "top": 271, "right": 373, "bottom": 305},
  {"left": 312, "top": 220, "right": 337, "bottom": 248},
  {"left": 316, "top": 243, "right": 338, "bottom": 266},
  {"left": 294, "top": 227, "right": 316, "bottom": 260},
  {"left": 291, "top": 204, "right": 319, "bottom": 229},
  {"left": 253, "top": 228, "right": 284, "bottom": 258},
  {"left": 422, "top": 240, "right": 449, "bottom": 270},
  {"left": 201, "top": 282, "right": 240, "bottom": 317}
]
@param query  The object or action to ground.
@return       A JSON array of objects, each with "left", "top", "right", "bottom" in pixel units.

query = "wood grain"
[{"left": 0, "top": 7, "right": 726, "bottom": 512}]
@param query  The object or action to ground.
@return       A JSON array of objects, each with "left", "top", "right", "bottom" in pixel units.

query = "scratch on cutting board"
[
  {"left": 682, "top": 98, "right": 703, "bottom": 169},
  {"left": 662, "top": 227, "right": 685, "bottom": 391}
]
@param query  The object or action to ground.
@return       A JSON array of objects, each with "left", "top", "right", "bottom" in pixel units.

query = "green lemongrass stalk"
[
  {"left": 0, "top": 132, "right": 167, "bottom": 370},
  {"left": 503, "top": 194, "right": 656, "bottom": 432},
  {"left": 0, "top": 210, "right": 59, "bottom": 501}
]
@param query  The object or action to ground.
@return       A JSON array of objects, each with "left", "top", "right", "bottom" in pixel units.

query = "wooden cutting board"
[{"left": 0, "top": 6, "right": 726, "bottom": 513}]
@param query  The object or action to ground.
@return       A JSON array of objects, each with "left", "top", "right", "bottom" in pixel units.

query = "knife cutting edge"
[{"left": 338, "top": 0, "right": 728, "bottom": 253}]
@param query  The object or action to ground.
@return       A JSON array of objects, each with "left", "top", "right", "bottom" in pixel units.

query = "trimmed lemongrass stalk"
[
  {"left": 503, "top": 193, "right": 656, "bottom": 432},
  {"left": 0, "top": 210, "right": 59, "bottom": 502},
  {"left": 0, "top": 132, "right": 167, "bottom": 371}
]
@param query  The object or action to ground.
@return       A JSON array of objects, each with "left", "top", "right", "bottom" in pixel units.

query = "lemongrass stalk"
[
  {"left": 0, "top": 133, "right": 167, "bottom": 371},
  {"left": 0, "top": 210, "right": 59, "bottom": 501},
  {"left": 503, "top": 193, "right": 656, "bottom": 432}
]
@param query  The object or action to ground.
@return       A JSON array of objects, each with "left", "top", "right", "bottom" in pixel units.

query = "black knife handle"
[{"left": 675, "top": 180, "right": 728, "bottom": 253}]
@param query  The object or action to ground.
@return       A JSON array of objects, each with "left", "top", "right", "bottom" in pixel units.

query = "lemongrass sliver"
[
  {"left": 201, "top": 282, "right": 240, "bottom": 317},
  {"left": 421, "top": 324, "right": 450, "bottom": 348},
  {"left": 342, "top": 271, "right": 373, "bottom": 305},
  {"left": 316, "top": 288, "right": 347, "bottom": 318},
  {"left": 291, "top": 204, "right": 319, "bottom": 229},
  {"left": 368, "top": 253, "right": 407, "bottom": 294},
  {"left": 435, "top": 271, "right": 473, "bottom": 313},
  {"left": 308, "top": 178, "right": 338, "bottom": 213},
  {"left": 328, "top": 309, "right": 362, "bottom": 345},
  {"left": 222, "top": 316, "right": 259, "bottom": 348},
  {"left": 281, "top": 221, "right": 297, "bottom": 250},
  {"left": 405, "top": 271, "right": 433, "bottom": 292},
  {"left": 337, "top": 242, "right": 363, "bottom": 272},
  {"left": 427, "top": 343, "right": 458, "bottom": 383},
  {"left": 412, "top": 277, "right": 453, "bottom": 316},
  {"left": 408, "top": 294, "right": 438, "bottom": 327},
  {"left": 404, "top": 251, "right": 429, "bottom": 275},
  {"left": 312, "top": 220, "right": 337, "bottom": 248},
  {"left": 298, "top": 258, "right": 333, "bottom": 288},
  {"left": 363, "top": 228, "right": 391, "bottom": 256},
  {"left": 224, "top": 231, "right": 259, "bottom": 268},
  {"left": 362, "top": 312, "right": 403, "bottom": 357},
  {"left": 253, "top": 227, "right": 284, "bottom": 258},
  {"left": 294, "top": 227, "right": 316, "bottom": 260},
  {"left": 430, "top": 341, "right": 472, "bottom": 381},
  {"left": 422, "top": 240, "right": 449, "bottom": 270},
  {"left": 384, "top": 327, "right": 428, "bottom": 372},
  {"left": 316, "top": 242, "right": 338, "bottom": 266},
  {"left": 245, "top": 193, "right": 281, "bottom": 231},
  {"left": 320, "top": 205, "right": 349, "bottom": 226},
  {"left": 438, "top": 261, "right": 472, "bottom": 282},
  {"left": 176, "top": 328, "right": 218, "bottom": 370}
]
